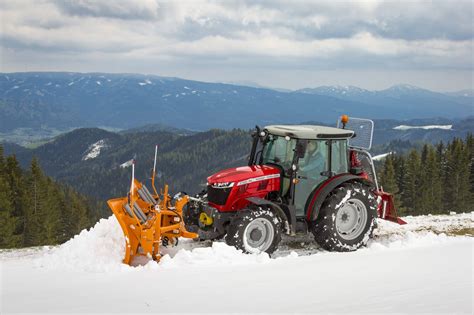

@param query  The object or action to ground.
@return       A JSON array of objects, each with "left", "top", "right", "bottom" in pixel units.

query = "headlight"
[{"left": 211, "top": 182, "right": 234, "bottom": 188}]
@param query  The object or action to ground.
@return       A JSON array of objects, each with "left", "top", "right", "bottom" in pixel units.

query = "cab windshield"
[{"left": 262, "top": 135, "right": 296, "bottom": 168}]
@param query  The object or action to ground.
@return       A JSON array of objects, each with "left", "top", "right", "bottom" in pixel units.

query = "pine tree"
[
  {"left": 0, "top": 147, "right": 21, "bottom": 248},
  {"left": 419, "top": 145, "right": 443, "bottom": 214},
  {"left": 392, "top": 154, "right": 406, "bottom": 204},
  {"left": 444, "top": 139, "right": 470, "bottom": 212},
  {"left": 5, "top": 156, "right": 24, "bottom": 216},
  {"left": 23, "top": 157, "right": 45, "bottom": 246},
  {"left": 4, "top": 155, "right": 25, "bottom": 245},
  {"left": 465, "top": 133, "right": 474, "bottom": 204},
  {"left": 42, "top": 177, "right": 62, "bottom": 245},
  {"left": 380, "top": 154, "right": 401, "bottom": 209},
  {"left": 0, "top": 175, "right": 20, "bottom": 248},
  {"left": 402, "top": 149, "right": 422, "bottom": 215}
]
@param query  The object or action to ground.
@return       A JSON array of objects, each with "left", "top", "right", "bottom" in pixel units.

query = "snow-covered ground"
[{"left": 1, "top": 213, "right": 472, "bottom": 314}]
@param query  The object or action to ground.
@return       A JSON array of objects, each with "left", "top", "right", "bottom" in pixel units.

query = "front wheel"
[
  {"left": 225, "top": 209, "right": 281, "bottom": 254},
  {"left": 312, "top": 182, "right": 377, "bottom": 251}
]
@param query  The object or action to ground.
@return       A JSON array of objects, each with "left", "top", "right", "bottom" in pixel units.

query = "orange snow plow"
[{"left": 107, "top": 146, "right": 197, "bottom": 265}]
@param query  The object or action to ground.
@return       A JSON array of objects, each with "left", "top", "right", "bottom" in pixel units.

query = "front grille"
[{"left": 207, "top": 185, "right": 232, "bottom": 205}]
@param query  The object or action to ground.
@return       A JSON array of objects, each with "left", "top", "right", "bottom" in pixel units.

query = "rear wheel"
[
  {"left": 312, "top": 182, "right": 377, "bottom": 251},
  {"left": 226, "top": 209, "right": 281, "bottom": 254}
]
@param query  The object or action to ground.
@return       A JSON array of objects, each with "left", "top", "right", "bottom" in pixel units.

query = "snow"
[
  {"left": 82, "top": 139, "right": 107, "bottom": 160},
  {"left": 393, "top": 124, "right": 453, "bottom": 130},
  {"left": 1, "top": 213, "right": 472, "bottom": 313},
  {"left": 372, "top": 152, "right": 392, "bottom": 161},
  {"left": 138, "top": 79, "right": 152, "bottom": 86}
]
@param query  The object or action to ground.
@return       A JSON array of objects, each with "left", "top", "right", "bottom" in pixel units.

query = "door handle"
[{"left": 297, "top": 175, "right": 308, "bottom": 179}]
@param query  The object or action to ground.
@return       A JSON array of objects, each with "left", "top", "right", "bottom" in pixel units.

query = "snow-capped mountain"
[
  {"left": 298, "top": 85, "right": 371, "bottom": 98},
  {"left": 1, "top": 73, "right": 472, "bottom": 134},
  {"left": 296, "top": 83, "right": 474, "bottom": 109}
]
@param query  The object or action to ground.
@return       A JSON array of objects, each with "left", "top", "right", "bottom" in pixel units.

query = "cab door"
[
  {"left": 294, "top": 140, "right": 328, "bottom": 216},
  {"left": 294, "top": 139, "right": 349, "bottom": 217}
]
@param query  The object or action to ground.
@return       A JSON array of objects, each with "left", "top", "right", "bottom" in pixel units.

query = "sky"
[{"left": 1, "top": 0, "right": 473, "bottom": 91}]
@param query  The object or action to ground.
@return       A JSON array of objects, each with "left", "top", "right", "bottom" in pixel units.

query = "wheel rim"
[
  {"left": 335, "top": 198, "right": 368, "bottom": 240},
  {"left": 243, "top": 217, "right": 275, "bottom": 252}
]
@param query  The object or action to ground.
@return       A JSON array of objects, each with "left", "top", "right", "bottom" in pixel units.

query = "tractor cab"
[{"left": 252, "top": 125, "right": 354, "bottom": 217}]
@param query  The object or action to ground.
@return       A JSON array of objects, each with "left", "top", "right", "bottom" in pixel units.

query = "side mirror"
[{"left": 295, "top": 141, "right": 306, "bottom": 158}]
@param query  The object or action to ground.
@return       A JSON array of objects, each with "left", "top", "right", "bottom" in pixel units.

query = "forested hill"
[
  {"left": 0, "top": 148, "right": 104, "bottom": 249},
  {"left": 4, "top": 128, "right": 253, "bottom": 200}
]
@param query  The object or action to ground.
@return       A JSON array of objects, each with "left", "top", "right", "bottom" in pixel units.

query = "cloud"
[
  {"left": 54, "top": 0, "right": 160, "bottom": 20},
  {"left": 0, "top": 0, "right": 472, "bottom": 90}
]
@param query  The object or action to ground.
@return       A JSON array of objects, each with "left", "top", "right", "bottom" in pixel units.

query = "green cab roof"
[{"left": 264, "top": 125, "right": 354, "bottom": 140}]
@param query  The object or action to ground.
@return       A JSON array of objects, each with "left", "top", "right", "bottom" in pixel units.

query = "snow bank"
[
  {"left": 375, "top": 212, "right": 473, "bottom": 236},
  {"left": 35, "top": 216, "right": 275, "bottom": 273},
  {"left": 31, "top": 212, "right": 472, "bottom": 274},
  {"left": 36, "top": 216, "right": 129, "bottom": 272},
  {"left": 393, "top": 124, "right": 453, "bottom": 130}
]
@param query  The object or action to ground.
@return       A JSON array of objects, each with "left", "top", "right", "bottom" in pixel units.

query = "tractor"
[
  {"left": 108, "top": 116, "right": 405, "bottom": 265},
  {"left": 183, "top": 116, "right": 405, "bottom": 254}
]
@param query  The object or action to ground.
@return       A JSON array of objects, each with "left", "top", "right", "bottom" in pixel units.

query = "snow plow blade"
[
  {"left": 107, "top": 179, "right": 198, "bottom": 265},
  {"left": 375, "top": 190, "right": 407, "bottom": 225}
]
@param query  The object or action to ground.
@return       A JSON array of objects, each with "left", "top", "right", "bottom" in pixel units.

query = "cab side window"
[
  {"left": 299, "top": 140, "right": 327, "bottom": 179},
  {"left": 331, "top": 140, "right": 349, "bottom": 174}
]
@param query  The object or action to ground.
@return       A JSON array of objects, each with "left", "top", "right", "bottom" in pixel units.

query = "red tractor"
[{"left": 184, "top": 116, "right": 405, "bottom": 254}]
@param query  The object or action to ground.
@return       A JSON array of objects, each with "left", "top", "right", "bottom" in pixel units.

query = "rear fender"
[{"left": 306, "top": 174, "right": 372, "bottom": 222}]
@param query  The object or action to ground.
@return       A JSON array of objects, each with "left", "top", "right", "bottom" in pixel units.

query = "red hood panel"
[{"left": 207, "top": 165, "right": 280, "bottom": 184}]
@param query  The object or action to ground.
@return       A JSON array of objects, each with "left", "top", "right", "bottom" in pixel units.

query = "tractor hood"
[{"left": 207, "top": 165, "right": 280, "bottom": 186}]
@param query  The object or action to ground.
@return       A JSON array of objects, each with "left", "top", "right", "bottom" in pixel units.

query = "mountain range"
[{"left": 1, "top": 72, "right": 472, "bottom": 137}]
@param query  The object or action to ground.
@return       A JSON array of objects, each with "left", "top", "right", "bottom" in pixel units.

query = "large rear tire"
[
  {"left": 312, "top": 182, "right": 377, "bottom": 251},
  {"left": 225, "top": 208, "right": 281, "bottom": 254}
]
